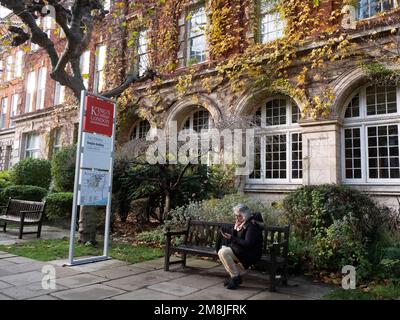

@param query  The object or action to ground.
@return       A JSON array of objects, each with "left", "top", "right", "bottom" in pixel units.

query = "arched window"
[
  {"left": 248, "top": 97, "right": 302, "bottom": 183},
  {"left": 182, "top": 107, "right": 211, "bottom": 132},
  {"left": 343, "top": 85, "right": 400, "bottom": 183},
  {"left": 130, "top": 119, "right": 150, "bottom": 140}
]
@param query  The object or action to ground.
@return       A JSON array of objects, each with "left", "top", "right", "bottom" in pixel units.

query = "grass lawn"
[
  {"left": 0, "top": 237, "right": 163, "bottom": 264},
  {"left": 323, "top": 283, "right": 400, "bottom": 300}
]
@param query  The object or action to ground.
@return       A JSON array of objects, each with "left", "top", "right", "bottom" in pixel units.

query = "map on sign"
[{"left": 78, "top": 169, "right": 109, "bottom": 206}]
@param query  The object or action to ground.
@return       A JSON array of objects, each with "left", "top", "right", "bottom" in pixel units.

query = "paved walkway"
[
  {"left": 0, "top": 225, "right": 70, "bottom": 245},
  {"left": 0, "top": 224, "right": 335, "bottom": 300},
  {"left": 0, "top": 252, "right": 335, "bottom": 300}
]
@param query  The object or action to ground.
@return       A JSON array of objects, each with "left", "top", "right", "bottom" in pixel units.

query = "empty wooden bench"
[
  {"left": 0, "top": 198, "right": 46, "bottom": 239},
  {"left": 164, "top": 218, "right": 290, "bottom": 291}
]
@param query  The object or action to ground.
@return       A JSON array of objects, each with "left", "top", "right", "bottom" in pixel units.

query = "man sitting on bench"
[{"left": 218, "top": 204, "right": 263, "bottom": 290}]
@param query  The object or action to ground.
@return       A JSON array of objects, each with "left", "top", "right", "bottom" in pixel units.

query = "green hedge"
[
  {"left": 282, "top": 184, "right": 390, "bottom": 278},
  {"left": 45, "top": 192, "right": 74, "bottom": 220},
  {"left": 51, "top": 145, "right": 76, "bottom": 192},
  {"left": 1, "top": 185, "right": 48, "bottom": 204},
  {"left": 11, "top": 158, "right": 51, "bottom": 190}
]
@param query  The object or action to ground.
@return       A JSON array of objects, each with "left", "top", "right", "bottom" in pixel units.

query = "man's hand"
[{"left": 221, "top": 231, "right": 232, "bottom": 240}]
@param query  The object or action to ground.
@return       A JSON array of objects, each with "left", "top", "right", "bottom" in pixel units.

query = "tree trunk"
[
  {"left": 163, "top": 192, "right": 171, "bottom": 221},
  {"left": 78, "top": 206, "right": 102, "bottom": 244}
]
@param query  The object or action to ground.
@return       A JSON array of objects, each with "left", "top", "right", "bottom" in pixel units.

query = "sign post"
[{"left": 67, "top": 91, "right": 116, "bottom": 266}]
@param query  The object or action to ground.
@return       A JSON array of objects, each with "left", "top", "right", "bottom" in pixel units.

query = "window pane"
[
  {"left": 344, "top": 128, "right": 362, "bottom": 179},
  {"left": 250, "top": 136, "right": 262, "bottom": 179},
  {"left": 367, "top": 125, "right": 399, "bottom": 179},
  {"left": 291, "top": 133, "right": 302, "bottom": 179},
  {"left": 366, "top": 85, "right": 397, "bottom": 116},
  {"left": 265, "top": 134, "right": 287, "bottom": 179},
  {"left": 266, "top": 99, "right": 286, "bottom": 126},
  {"left": 188, "top": 6, "right": 207, "bottom": 65},
  {"left": 345, "top": 94, "right": 360, "bottom": 118},
  {"left": 358, "top": 0, "right": 395, "bottom": 19},
  {"left": 260, "top": 0, "right": 285, "bottom": 43}
]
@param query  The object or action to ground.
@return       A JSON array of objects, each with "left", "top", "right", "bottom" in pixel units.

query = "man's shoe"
[{"left": 226, "top": 275, "right": 242, "bottom": 290}]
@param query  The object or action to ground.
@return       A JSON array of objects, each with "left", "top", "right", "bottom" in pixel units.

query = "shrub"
[
  {"left": 282, "top": 184, "right": 391, "bottom": 278},
  {"left": 167, "top": 193, "right": 278, "bottom": 230},
  {"left": 136, "top": 228, "right": 165, "bottom": 245},
  {"left": 1, "top": 185, "right": 48, "bottom": 203},
  {"left": 0, "top": 171, "right": 11, "bottom": 182},
  {"left": 11, "top": 158, "right": 51, "bottom": 190},
  {"left": 45, "top": 192, "right": 74, "bottom": 220},
  {"left": 51, "top": 145, "right": 76, "bottom": 192}
]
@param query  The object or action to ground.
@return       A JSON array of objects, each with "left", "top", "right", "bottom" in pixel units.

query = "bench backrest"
[
  {"left": 262, "top": 225, "right": 290, "bottom": 258},
  {"left": 183, "top": 219, "right": 290, "bottom": 258},
  {"left": 184, "top": 220, "right": 233, "bottom": 251},
  {"left": 6, "top": 198, "right": 46, "bottom": 221}
]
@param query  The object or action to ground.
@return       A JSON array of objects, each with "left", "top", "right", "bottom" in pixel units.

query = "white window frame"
[
  {"left": 24, "top": 133, "right": 41, "bottom": 159},
  {"left": 25, "top": 71, "right": 36, "bottom": 113},
  {"left": 136, "top": 29, "right": 150, "bottom": 77},
  {"left": 247, "top": 96, "right": 303, "bottom": 185},
  {"left": 181, "top": 108, "right": 212, "bottom": 132},
  {"left": 130, "top": 119, "right": 151, "bottom": 140},
  {"left": 10, "top": 94, "right": 18, "bottom": 128},
  {"left": 342, "top": 85, "right": 400, "bottom": 185},
  {"left": 52, "top": 128, "right": 62, "bottom": 155},
  {"left": 36, "top": 67, "right": 47, "bottom": 110},
  {"left": 93, "top": 44, "right": 107, "bottom": 93},
  {"left": 104, "top": 0, "right": 111, "bottom": 12},
  {"left": 5, "top": 55, "right": 13, "bottom": 81},
  {"left": 186, "top": 5, "right": 208, "bottom": 66},
  {"left": 0, "top": 60, "right": 3, "bottom": 83},
  {"left": 0, "top": 97, "right": 7, "bottom": 129},
  {"left": 14, "top": 50, "right": 24, "bottom": 78},
  {"left": 54, "top": 81, "right": 65, "bottom": 106},
  {"left": 43, "top": 15, "right": 53, "bottom": 37},
  {"left": 259, "top": 0, "right": 285, "bottom": 44},
  {"left": 80, "top": 50, "right": 91, "bottom": 90},
  {"left": 357, "top": 0, "right": 398, "bottom": 20}
]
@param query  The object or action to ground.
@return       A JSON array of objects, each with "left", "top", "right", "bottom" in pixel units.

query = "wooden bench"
[
  {"left": 0, "top": 198, "right": 46, "bottom": 239},
  {"left": 164, "top": 219, "right": 290, "bottom": 292}
]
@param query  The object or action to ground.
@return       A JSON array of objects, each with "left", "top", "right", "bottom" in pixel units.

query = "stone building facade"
[{"left": 0, "top": 1, "right": 399, "bottom": 207}]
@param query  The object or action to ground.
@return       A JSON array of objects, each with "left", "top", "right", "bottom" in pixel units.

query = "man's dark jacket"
[{"left": 229, "top": 215, "right": 263, "bottom": 269}]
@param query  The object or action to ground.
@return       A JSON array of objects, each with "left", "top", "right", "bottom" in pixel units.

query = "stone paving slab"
[
  {"left": 148, "top": 281, "right": 198, "bottom": 297},
  {"left": 53, "top": 266, "right": 82, "bottom": 279},
  {"left": 0, "top": 280, "right": 12, "bottom": 290},
  {"left": 91, "top": 265, "right": 148, "bottom": 280},
  {"left": 0, "top": 271, "right": 44, "bottom": 287},
  {"left": 0, "top": 261, "right": 45, "bottom": 274},
  {"left": 2, "top": 256, "right": 39, "bottom": 264},
  {"left": 50, "top": 284, "right": 126, "bottom": 300},
  {"left": 29, "top": 295, "right": 60, "bottom": 300},
  {"left": 249, "top": 290, "right": 313, "bottom": 300},
  {"left": 111, "top": 288, "right": 179, "bottom": 300},
  {"left": 105, "top": 272, "right": 171, "bottom": 291},
  {"left": 277, "top": 282, "right": 334, "bottom": 299},
  {"left": 170, "top": 274, "right": 224, "bottom": 290},
  {"left": 65, "top": 259, "right": 129, "bottom": 273},
  {"left": 0, "top": 281, "right": 69, "bottom": 299},
  {"left": 0, "top": 260, "right": 17, "bottom": 267},
  {"left": 0, "top": 252, "right": 17, "bottom": 259},
  {"left": 183, "top": 283, "right": 261, "bottom": 300},
  {"left": 0, "top": 293, "right": 13, "bottom": 300},
  {"left": 56, "top": 274, "right": 106, "bottom": 289}
]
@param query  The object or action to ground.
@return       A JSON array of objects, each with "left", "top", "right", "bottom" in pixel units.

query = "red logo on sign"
[{"left": 83, "top": 95, "right": 114, "bottom": 136}]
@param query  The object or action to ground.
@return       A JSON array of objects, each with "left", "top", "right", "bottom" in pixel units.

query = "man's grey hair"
[{"left": 233, "top": 204, "right": 252, "bottom": 219}]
